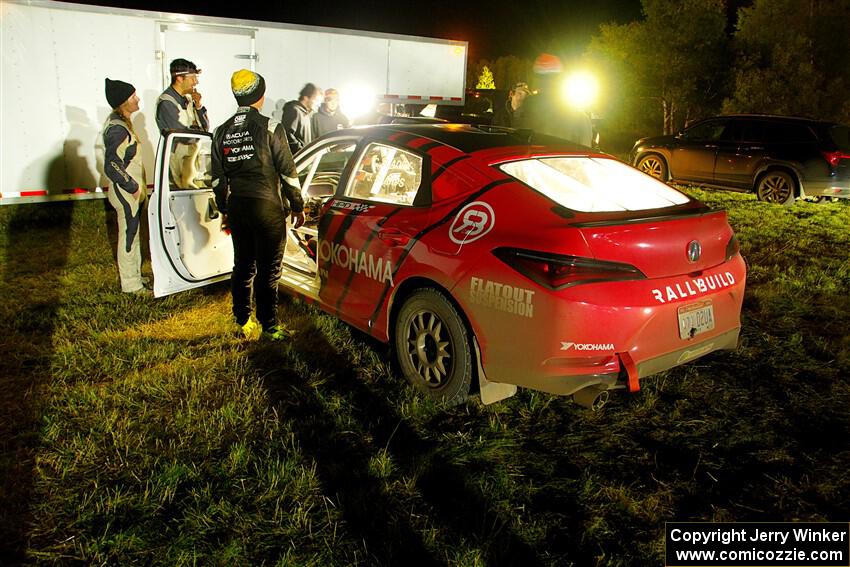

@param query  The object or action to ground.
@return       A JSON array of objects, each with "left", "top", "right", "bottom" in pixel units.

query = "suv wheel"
[
  {"left": 636, "top": 154, "right": 668, "bottom": 181},
  {"left": 756, "top": 171, "right": 796, "bottom": 206}
]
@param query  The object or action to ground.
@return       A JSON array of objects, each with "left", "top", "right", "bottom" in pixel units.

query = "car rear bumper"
[
  {"left": 471, "top": 255, "right": 746, "bottom": 397},
  {"left": 801, "top": 179, "right": 850, "bottom": 198}
]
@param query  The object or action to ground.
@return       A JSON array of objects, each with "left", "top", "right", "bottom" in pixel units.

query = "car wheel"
[
  {"left": 394, "top": 288, "right": 472, "bottom": 406},
  {"left": 756, "top": 171, "right": 796, "bottom": 205},
  {"left": 637, "top": 154, "right": 668, "bottom": 181}
]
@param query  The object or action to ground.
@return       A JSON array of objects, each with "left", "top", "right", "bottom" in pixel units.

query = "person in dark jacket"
[
  {"left": 102, "top": 78, "right": 150, "bottom": 296},
  {"left": 312, "top": 88, "right": 351, "bottom": 137},
  {"left": 282, "top": 82, "right": 321, "bottom": 155},
  {"left": 492, "top": 82, "right": 531, "bottom": 128},
  {"left": 212, "top": 69, "right": 305, "bottom": 340}
]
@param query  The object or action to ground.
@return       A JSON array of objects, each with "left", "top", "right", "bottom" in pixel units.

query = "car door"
[
  {"left": 318, "top": 141, "right": 433, "bottom": 329},
  {"left": 714, "top": 119, "right": 769, "bottom": 189},
  {"left": 669, "top": 119, "right": 727, "bottom": 182},
  {"left": 149, "top": 131, "right": 234, "bottom": 297}
]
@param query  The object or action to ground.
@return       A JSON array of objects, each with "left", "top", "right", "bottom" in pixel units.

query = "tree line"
[{"left": 468, "top": 0, "right": 850, "bottom": 136}]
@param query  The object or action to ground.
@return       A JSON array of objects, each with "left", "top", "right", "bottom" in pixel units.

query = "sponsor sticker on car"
[{"left": 677, "top": 299, "right": 715, "bottom": 340}]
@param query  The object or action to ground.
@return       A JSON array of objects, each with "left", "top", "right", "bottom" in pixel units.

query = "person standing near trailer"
[
  {"left": 156, "top": 58, "right": 209, "bottom": 187},
  {"left": 212, "top": 70, "right": 305, "bottom": 341},
  {"left": 282, "top": 82, "right": 321, "bottom": 155},
  {"left": 312, "top": 88, "right": 351, "bottom": 137},
  {"left": 102, "top": 78, "right": 149, "bottom": 296}
]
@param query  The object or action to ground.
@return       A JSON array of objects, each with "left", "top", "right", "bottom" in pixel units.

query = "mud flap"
[
  {"left": 474, "top": 338, "right": 517, "bottom": 405},
  {"left": 619, "top": 351, "right": 641, "bottom": 393}
]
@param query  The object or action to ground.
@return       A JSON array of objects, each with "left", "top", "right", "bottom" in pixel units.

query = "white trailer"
[{"left": 0, "top": 0, "right": 467, "bottom": 204}]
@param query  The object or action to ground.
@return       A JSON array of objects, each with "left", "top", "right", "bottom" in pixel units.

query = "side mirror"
[{"left": 675, "top": 130, "right": 684, "bottom": 139}]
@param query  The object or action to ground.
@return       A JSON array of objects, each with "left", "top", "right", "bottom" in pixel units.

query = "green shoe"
[
  {"left": 262, "top": 324, "right": 295, "bottom": 341},
  {"left": 239, "top": 318, "right": 261, "bottom": 341}
]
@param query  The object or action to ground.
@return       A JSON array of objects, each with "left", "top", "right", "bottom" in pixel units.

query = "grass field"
[{"left": 1, "top": 190, "right": 848, "bottom": 566}]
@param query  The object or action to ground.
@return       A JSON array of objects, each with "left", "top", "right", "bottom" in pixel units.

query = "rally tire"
[
  {"left": 394, "top": 289, "right": 472, "bottom": 406},
  {"left": 636, "top": 153, "right": 668, "bottom": 181},
  {"left": 756, "top": 170, "right": 796, "bottom": 206}
]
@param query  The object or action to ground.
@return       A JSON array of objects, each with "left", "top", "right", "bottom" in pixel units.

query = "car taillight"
[
  {"left": 725, "top": 234, "right": 740, "bottom": 261},
  {"left": 821, "top": 150, "right": 850, "bottom": 168},
  {"left": 493, "top": 248, "right": 646, "bottom": 290}
]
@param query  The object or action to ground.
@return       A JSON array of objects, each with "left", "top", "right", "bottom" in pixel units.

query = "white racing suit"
[
  {"left": 102, "top": 114, "right": 147, "bottom": 292},
  {"left": 156, "top": 87, "right": 209, "bottom": 187}
]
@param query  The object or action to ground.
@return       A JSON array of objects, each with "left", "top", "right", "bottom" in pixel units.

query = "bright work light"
[
  {"left": 562, "top": 71, "right": 599, "bottom": 110},
  {"left": 340, "top": 83, "right": 376, "bottom": 120}
]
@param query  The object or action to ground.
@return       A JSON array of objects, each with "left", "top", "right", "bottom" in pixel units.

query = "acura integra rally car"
[{"left": 149, "top": 124, "right": 746, "bottom": 408}]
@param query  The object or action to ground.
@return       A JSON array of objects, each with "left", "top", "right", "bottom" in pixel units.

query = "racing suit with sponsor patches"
[
  {"left": 211, "top": 106, "right": 304, "bottom": 330},
  {"left": 102, "top": 113, "right": 147, "bottom": 293},
  {"left": 156, "top": 86, "right": 209, "bottom": 187}
]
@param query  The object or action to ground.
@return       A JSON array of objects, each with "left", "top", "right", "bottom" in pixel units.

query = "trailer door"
[
  {"left": 149, "top": 132, "right": 233, "bottom": 297},
  {"left": 160, "top": 23, "right": 256, "bottom": 130}
]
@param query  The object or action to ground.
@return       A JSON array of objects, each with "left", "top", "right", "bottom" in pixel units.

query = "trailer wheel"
[{"left": 394, "top": 289, "right": 472, "bottom": 406}]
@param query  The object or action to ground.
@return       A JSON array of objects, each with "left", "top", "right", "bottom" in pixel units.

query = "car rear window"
[
  {"left": 499, "top": 157, "right": 690, "bottom": 212},
  {"left": 745, "top": 121, "right": 817, "bottom": 143},
  {"left": 829, "top": 125, "right": 850, "bottom": 150}
]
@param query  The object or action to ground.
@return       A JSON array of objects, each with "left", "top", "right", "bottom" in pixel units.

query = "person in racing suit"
[
  {"left": 102, "top": 78, "right": 149, "bottom": 295},
  {"left": 156, "top": 58, "right": 210, "bottom": 187},
  {"left": 212, "top": 69, "right": 305, "bottom": 340}
]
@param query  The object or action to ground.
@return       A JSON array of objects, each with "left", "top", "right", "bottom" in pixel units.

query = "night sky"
[{"left": 65, "top": 0, "right": 647, "bottom": 60}]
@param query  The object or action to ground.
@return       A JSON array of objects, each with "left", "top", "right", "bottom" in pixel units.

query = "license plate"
[{"left": 678, "top": 300, "right": 715, "bottom": 339}]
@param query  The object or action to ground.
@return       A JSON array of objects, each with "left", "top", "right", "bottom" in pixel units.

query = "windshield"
[{"left": 499, "top": 157, "right": 690, "bottom": 212}]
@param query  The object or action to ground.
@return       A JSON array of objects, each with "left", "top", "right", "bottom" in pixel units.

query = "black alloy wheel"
[{"left": 394, "top": 289, "right": 472, "bottom": 406}]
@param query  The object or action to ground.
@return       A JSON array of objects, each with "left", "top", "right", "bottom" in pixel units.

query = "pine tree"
[{"left": 477, "top": 66, "right": 496, "bottom": 90}]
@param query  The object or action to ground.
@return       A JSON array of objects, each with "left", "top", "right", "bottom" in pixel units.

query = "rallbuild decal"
[
  {"left": 449, "top": 201, "right": 495, "bottom": 245},
  {"left": 470, "top": 277, "right": 535, "bottom": 318},
  {"left": 319, "top": 241, "right": 393, "bottom": 285},
  {"left": 652, "top": 271, "right": 736, "bottom": 303},
  {"left": 560, "top": 342, "right": 615, "bottom": 351}
]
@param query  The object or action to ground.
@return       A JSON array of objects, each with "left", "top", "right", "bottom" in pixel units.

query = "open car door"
[{"left": 149, "top": 131, "right": 233, "bottom": 297}]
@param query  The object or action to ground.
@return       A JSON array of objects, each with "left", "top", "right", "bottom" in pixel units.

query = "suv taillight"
[
  {"left": 821, "top": 150, "right": 850, "bottom": 168},
  {"left": 493, "top": 248, "right": 646, "bottom": 290}
]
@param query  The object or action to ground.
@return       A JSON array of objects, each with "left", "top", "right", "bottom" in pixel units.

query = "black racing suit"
[{"left": 211, "top": 106, "right": 304, "bottom": 330}]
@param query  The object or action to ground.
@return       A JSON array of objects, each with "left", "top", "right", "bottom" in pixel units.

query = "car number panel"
[{"left": 677, "top": 299, "right": 715, "bottom": 339}]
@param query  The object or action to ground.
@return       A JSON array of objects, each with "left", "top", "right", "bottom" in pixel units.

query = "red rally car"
[{"left": 150, "top": 124, "right": 746, "bottom": 408}]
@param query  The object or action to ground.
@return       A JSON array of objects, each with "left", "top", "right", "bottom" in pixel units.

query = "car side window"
[
  {"left": 298, "top": 140, "right": 358, "bottom": 198},
  {"left": 683, "top": 120, "right": 726, "bottom": 141},
  {"left": 344, "top": 143, "right": 423, "bottom": 206}
]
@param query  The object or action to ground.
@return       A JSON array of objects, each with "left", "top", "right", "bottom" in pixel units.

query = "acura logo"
[{"left": 687, "top": 240, "right": 701, "bottom": 262}]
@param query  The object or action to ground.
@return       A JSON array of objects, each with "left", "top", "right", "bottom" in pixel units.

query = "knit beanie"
[
  {"left": 105, "top": 78, "right": 135, "bottom": 109},
  {"left": 231, "top": 69, "right": 266, "bottom": 107}
]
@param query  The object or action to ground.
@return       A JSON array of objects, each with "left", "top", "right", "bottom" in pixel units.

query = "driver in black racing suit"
[{"left": 212, "top": 69, "right": 304, "bottom": 341}]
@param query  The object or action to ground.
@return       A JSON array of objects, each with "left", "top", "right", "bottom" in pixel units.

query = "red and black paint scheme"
[{"left": 279, "top": 124, "right": 746, "bottom": 407}]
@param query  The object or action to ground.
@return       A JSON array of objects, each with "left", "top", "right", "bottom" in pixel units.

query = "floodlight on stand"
[
  {"left": 562, "top": 71, "right": 598, "bottom": 111},
  {"left": 340, "top": 83, "right": 376, "bottom": 120}
]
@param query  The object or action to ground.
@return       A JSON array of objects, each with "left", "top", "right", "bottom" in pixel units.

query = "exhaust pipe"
[{"left": 572, "top": 386, "right": 610, "bottom": 410}]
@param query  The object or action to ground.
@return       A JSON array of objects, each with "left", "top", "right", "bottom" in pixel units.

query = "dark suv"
[{"left": 631, "top": 114, "right": 850, "bottom": 205}]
